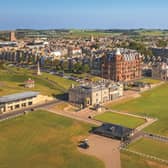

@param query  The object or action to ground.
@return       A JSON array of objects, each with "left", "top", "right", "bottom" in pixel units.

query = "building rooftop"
[
  {"left": 0, "top": 91, "right": 39, "bottom": 103},
  {"left": 108, "top": 48, "right": 141, "bottom": 62},
  {"left": 70, "top": 80, "right": 122, "bottom": 92},
  {"left": 93, "top": 123, "right": 133, "bottom": 139}
]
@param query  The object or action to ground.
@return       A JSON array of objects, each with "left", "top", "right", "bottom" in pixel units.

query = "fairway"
[
  {"left": 94, "top": 112, "right": 145, "bottom": 128},
  {"left": 127, "top": 138, "right": 168, "bottom": 161},
  {"left": 0, "top": 110, "right": 104, "bottom": 168},
  {"left": 108, "top": 84, "right": 168, "bottom": 136}
]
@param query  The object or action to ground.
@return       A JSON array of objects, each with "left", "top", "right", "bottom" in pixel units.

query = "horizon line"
[{"left": 0, "top": 28, "right": 168, "bottom": 31}]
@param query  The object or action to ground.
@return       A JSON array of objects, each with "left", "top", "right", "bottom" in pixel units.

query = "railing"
[{"left": 121, "top": 148, "right": 168, "bottom": 165}]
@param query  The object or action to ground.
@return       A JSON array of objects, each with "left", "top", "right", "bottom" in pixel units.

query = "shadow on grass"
[{"left": 52, "top": 93, "right": 68, "bottom": 101}]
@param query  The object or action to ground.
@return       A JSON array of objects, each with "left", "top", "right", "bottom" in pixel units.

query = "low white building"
[
  {"left": 50, "top": 51, "right": 62, "bottom": 59},
  {"left": 72, "top": 48, "right": 82, "bottom": 55},
  {"left": 0, "top": 91, "right": 54, "bottom": 113},
  {"left": 0, "top": 92, "right": 39, "bottom": 113}
]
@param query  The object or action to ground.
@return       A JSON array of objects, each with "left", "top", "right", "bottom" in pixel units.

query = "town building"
[
  {"left": 69, "top": 80, "right": 123, "bottom": 107},
  {"left": 102, "top": 48, "right": 142, "bottom": 82},
  {"left": 151, "top": 47, "right": 168, "bottom": 57},
  {"left": 152, "top": 62, "right": 168, "bottom": 80},
  {"left": 0, "top": 91, "right": 39, "bottom": 113},
  {"left": 0, "top": 41, "right": 17, "bottom": 48},
  {"left": 68, "top": 47, "right": 82, "bottom": 57},
  {"left": 10, "top": 31, "right": 16, "bottom": 42}
]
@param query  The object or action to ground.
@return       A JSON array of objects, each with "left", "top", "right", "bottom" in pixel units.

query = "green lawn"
[
  {"left": 108, "top": 84, "right": 168, "bottom": 136},
  {"left": 127, "top": 138, "right": 168, "bottom": 161},
  {"left": 0, "top": 110, "right": 104, "bottom": 168},
  {"left": 121, "top": 151, "right": 167, "bottom": 168},
  {"left": 94, "top": 112, "right": 145, "bottom": 128}
]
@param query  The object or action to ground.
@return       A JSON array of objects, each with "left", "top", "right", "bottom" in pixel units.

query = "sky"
[{"left": 0, "top": 0, "right": 168, "bottom": 30}]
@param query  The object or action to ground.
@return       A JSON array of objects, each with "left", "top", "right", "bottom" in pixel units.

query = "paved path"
[
  {"left": 135, "top": 117, "right": 158, "bottom": 132},
  {"left": 107, "top": 109, "right": 146, "bottom": 119},
  {"left": 42, "top": 107, "right": 102, "bottom": 126},
  {"left": 78, "top": 134, "right": 121, "bottom": 168},
  {"left": 106, "top": 109, "right": 158, "bottom": 133}
]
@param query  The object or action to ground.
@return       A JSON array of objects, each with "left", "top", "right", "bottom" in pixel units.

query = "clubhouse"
[{"left": 0, "top": 91, "right": 39, "bottom": 113}]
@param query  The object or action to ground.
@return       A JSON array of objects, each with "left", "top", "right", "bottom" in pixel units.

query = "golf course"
[
  {"left": 0, "top": 110, "right": 104, "bottom": 168},
  {"left": 108, "top": 83, "right": 168, "bottom": 136}
]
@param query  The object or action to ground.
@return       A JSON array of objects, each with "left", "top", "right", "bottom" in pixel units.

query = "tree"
[
  {"left": 72, "top": 62, "right": 82, "bottom": 73},
  {"left": 156, "top": 40, "right": 167, "bottom": 48},
  {"left": 129, "top": 41, "right": 152, "bottom": 56},
  {"left": 82, "top": 64, "right": 90, "bottom": 73},
  {"left": 61, "top": 61, "right": 69, "bottom": 71},
  {"left": 52, "top": 59, "right": 60, "bottom": 69}
]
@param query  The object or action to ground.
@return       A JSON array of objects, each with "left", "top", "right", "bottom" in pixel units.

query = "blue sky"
[{"left": 0, "top": 0, "right": 168, "bottom": 30}]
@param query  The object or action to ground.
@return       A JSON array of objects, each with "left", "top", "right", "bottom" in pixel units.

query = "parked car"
[{"left": 78, "top": 142, "right": 89, "bottom": 149}]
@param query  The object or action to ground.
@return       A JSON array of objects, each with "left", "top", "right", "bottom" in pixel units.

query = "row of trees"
[
  {"left": 116, "top": 41, "right": 153, "bottom": 56},
  {"left": 45, "top": 59, "right": 90, "bottom": 73},
  {"left": 128, "top": 41, "right": 153, "bottom": 56},
  {"left": 156, "top": 40, "right": 168, "bottom": 48}
]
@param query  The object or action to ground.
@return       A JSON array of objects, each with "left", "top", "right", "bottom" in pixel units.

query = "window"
[
  {"left": 28, "top": 102, "right": 33, "bottom": 106},
  {"left": 22, "top": 103, "right": 26, "bottom": 107},
  {"left": 15, "top": 104, "right": 20, "bottom": 109}
]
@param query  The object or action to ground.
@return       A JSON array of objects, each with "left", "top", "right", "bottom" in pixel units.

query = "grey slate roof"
[
  {"left": 0, "top": 91, "right": 39, "bottom": 103},
  {"left": 93, "top": 123, "right": 133, "bottom": 139}
]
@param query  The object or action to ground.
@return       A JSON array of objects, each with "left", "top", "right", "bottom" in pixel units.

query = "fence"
[
  {"left": 144, "top": 133, "right": 168, "bottom": 143},
  {"left": 121, "top": 148, "right": 168, "bottom": 165}
]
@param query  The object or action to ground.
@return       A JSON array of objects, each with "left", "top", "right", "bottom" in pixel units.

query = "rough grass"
[
  {"left": 94, "top": 112, "right": 145, "bottom": 128},
  {"left": 127, "top": 138, "right": 168, "bottom": 161},
  {"left": 0, "top": 67, "right": 76, "bottom": 96},
  {"left": 108, "top": 84, "right": 168, "bottom": 136},
  {"left": 0, "top": 110, "right": 105, "bottom": 168}
]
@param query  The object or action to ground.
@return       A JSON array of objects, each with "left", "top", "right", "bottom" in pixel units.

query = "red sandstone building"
[{"left": 102, "top": 48, "right": 142, "bottom": 82}]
